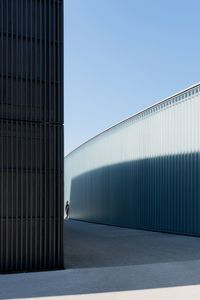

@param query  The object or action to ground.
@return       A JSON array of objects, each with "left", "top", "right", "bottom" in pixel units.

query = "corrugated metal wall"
[
  {"left": 65, "top": 84, "right": 200, "bottom": 236},
  {"left": 0, "top": 0, "right": 64, "bottom": 273}
]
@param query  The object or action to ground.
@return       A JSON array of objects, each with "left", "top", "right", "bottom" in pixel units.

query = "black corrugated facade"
[{"left": 0, "top": 0, "right": 64, "bottom": 273}]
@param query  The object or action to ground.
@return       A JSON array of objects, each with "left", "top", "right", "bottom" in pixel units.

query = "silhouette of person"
[{"left": 65, "top": 201, "right": 69, "bottom": 219}]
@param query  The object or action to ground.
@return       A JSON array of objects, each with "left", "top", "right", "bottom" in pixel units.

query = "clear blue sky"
[{"left": 64, "top": 0, "right": 200, "bottom": 155}]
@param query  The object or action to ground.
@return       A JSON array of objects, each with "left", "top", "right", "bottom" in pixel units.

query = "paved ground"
[
  {"left": 64, "top": 219, "right": 200, "bottom": 268},
  {"left": 1, "top": 219, "right": 200, "bottom": 299}
]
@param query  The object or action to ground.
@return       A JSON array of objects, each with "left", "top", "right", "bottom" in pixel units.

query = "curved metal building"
[{"left": 65, "top": 83, "right": 200, "bottom": 236}]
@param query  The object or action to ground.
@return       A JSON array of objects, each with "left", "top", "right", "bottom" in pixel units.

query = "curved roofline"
[{"left": 66, "top": 82, "right": 200, "bottom": 157}]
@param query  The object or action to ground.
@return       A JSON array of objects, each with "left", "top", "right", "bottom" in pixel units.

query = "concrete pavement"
[{"left": 1, "top": 219, "right": 200, "bottom": 299}]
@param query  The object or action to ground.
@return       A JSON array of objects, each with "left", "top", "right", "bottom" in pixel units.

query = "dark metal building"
[{"left": 0, "top": 0, "right": 64, "bottom": 272}]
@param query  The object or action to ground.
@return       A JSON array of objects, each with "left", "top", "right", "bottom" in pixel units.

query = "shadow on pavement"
[{"left": 1, "top": 219, "right": 200, "bottom": 299}]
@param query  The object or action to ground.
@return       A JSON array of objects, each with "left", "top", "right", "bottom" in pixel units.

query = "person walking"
[{"left": 65, "top": 201, "right": 69, "bottom": 219}]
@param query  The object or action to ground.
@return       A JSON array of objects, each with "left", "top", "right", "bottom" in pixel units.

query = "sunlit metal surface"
[{"left": 65, "top": 83, "right": 200, "bottom": 235}]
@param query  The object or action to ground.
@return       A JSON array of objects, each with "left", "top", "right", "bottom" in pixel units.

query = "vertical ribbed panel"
[
  {"left": 65, "top": 84, "right": 200, "bottom": 236},
  {"left": 0, "top": 0, "right": 63, "bottom": 273}
]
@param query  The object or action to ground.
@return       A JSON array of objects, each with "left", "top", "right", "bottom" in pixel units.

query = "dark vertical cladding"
[{"left": 0, "top": 0, "right": 64, "bottom": 272}]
